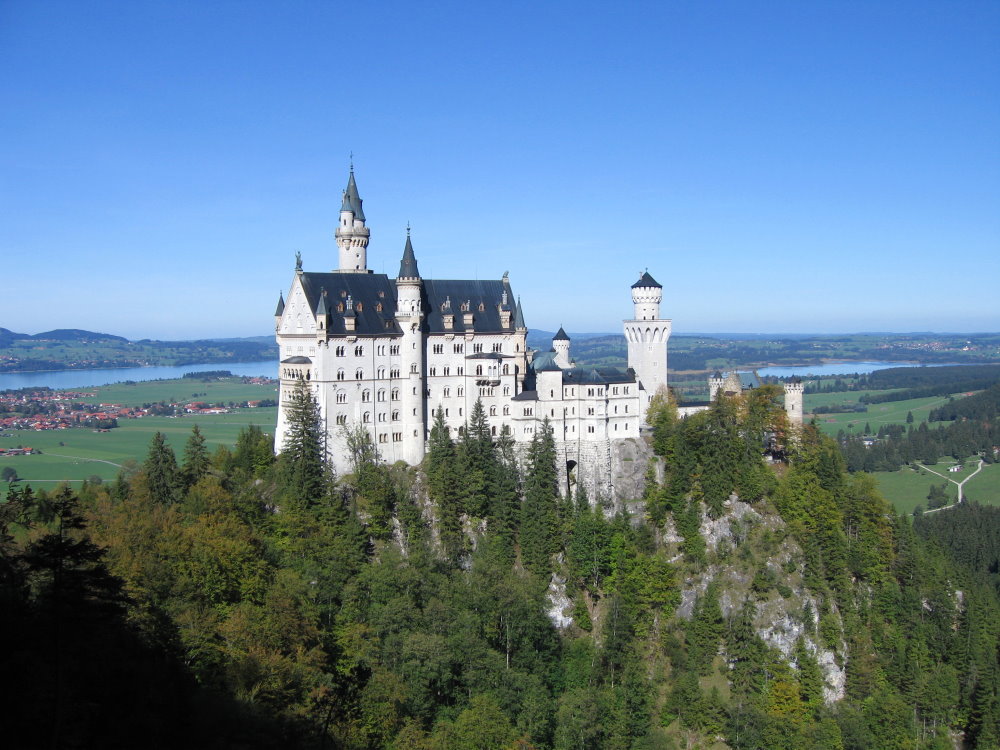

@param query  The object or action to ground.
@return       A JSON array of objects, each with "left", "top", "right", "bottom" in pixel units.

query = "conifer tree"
[
  {"left": 459, "top": 398, "right": 495, "bottom": 518},
  {"left": 278, "top": 376, "right": 329, "bottom": 507},
  {"left": 180, "top": 424, "right": 210, "bottom": 490},
  {"left": 426, "top": 407, "right": 464, "bottom": 561},
  {"left": 520, "top": 419, "right": 559, "bottom": 575},
  {"left": 143, "top": 432, "right": 179, "bottom": 505}
]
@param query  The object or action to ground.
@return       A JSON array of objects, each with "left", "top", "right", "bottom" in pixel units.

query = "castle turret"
[
  {"left": 708, "top": 370, "right": 724, "bottom": 400},
  {"left": 784, "top": 377, "right": 804, "bottom": 425},
  {"left": 395, "top": 230, "right": 425, "bottom": 464},
  {"left": 315, "top": 288, "right": 330, "bottom": 343},
  {"left": 624, "top": 271, "right": 671, "bottom": 424},
  {"left": 335, "top": 166, "right": 371, "bottom": 273},
  {"left": 274, "top": 291, "right": 285, "bottom": 332},
  {"left": 553, "top": 326, "right": 571, "bottom": 369}
]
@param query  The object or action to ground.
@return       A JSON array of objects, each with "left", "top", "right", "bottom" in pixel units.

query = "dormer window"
[
  {"left": 376, "top": 302, "right": 383, "bottom": 312},
  {"left": 341, "top": 290, "right": 347, "bottom": 298},
  {"left": 337, "top": 303, "right": 344, "bottom": 313},
  {"left": 460, "top": 301, "right": 470, "bottom": 312},
  {"left": 478, "top": 302, "right": 485, "bottom": 312}
]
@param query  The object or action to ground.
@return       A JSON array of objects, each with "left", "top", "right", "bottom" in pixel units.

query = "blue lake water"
[
  {"left": 757, "top": 361, "right": 929, "bottom": 378},
  {"left": 0, "top": 361, "right": 279, "bottom": 391}
]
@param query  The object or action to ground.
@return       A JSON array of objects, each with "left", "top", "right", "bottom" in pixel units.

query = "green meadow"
[
  {"left": 1, "top": 377, "right": 279, "bottom": 487},
  {"left": 806, "top": 392, "right": 960, "bottom": 437},
  {"left": 874, "top": 460, "right": 1000, "bottom": 515}
]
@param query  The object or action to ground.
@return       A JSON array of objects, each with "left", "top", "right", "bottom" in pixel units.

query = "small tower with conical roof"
[
  {"left": 335, "top": 165, "right": 371, "bottom": 273},
  {"left": 624, "top": 270, "right": 671, "bottom": 424},
  {"left": 708, "top": 370, "right": 725, "bottom": 400},
  {"left": 274, "top": 292, "right": 285, "bottom": 332},
  {"left": 553, "top": 326, "right": 571, "bottom": 369},
  {"left": 395, "top": 228, "right": 426, "bottom": 465}
]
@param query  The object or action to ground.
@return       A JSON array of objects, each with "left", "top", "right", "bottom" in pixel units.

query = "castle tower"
[
  {"left": 784, "top": 377, "right": 804, "bottom": 425},
  {"left": 708, "top": 370, "right": 724, "bottom": 400},
  {"left": 513, "top": 296, "right": 528, "bottom": 390},
  {"left": 335, "top": 166, "right": 371, "bottom": 272},
  {"left": 623, "top": 271, "right": 671, "bottom": 424},
  {"left": 553, "top": 326, "right": 571, "bottom": 369},
  {"left": 273, "top": 292, "right": 284, "bottom": 332},
  {"left": 395, "top": 230, "right": 426, "bottom": 464}
]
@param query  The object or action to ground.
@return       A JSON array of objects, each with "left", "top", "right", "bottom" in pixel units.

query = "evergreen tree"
[
  {"left": 426, "top": 407, "right": 464, "bottom": 561},
  {"left": 180, "top": 424, "right": 210, "bottom": 491},
  {"left": 520, "top": 419, "right": 559, "bottom": 575},
  {"left": 278, "top": 376, "right": 329, "bottom": 507},
  {"left": 143, "top": 432, "right": 179, "bottom": 505}
]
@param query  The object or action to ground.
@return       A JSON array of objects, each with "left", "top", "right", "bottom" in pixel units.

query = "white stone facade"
[{"left": 274, "top": 171, "right": 674, "bottom": 482}]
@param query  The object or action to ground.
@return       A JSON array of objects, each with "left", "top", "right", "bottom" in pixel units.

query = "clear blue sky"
[{"left": 1, "top": 0, "right": 998, "bottom": 339}]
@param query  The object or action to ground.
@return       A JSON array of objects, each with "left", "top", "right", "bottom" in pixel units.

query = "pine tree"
[
  {"left": 180, "top": 424, "right": 210, "bottom": 491},
  {"left": 426, "top": 407, "right": 464, "bottom": 561},
  {"left": 278, "top": 376, "right": 329, "bottom": 507},
  {"left": 520, "top": 419, "right": 559, "bottom": 575},
  {"left": 143, "top": 432, "right": 179, "bottom": 505}
]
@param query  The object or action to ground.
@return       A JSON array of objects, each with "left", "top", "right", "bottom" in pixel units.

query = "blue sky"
[{"left": 1, "top": 0, "right": 998, "bottom": 339}]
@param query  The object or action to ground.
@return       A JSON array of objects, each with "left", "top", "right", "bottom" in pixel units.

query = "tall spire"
[
  {"left": 274, "top": 291, "right": 285, "bottom": 317},
  {"left": 514, "top": 296, "right": 526, "bottom": 329},
  {"left": 344, "top": 167, "right": 365, "bottom": 221},
  {"left": 398, "top": 226, "right": 420, "bottom": 279},
  {"left": 335, "top": 164, "right": 370, "bottom": 272}
]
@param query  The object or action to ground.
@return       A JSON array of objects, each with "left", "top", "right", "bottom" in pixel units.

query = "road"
[{"left": 918, "top": 459, "right": 984, "bottom": 514}]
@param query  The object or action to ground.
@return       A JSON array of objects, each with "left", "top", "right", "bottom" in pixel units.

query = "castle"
[{"left": 274, "top": 169, "right": 802, "bottom": 495}]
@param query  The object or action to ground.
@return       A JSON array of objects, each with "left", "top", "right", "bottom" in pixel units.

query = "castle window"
[
  {"left": 433, "top": 344, "right": 443, "bottom": 354},
  {"left": 341, "top": 290, "right": 347, "bottom": 298},
  {"left": 391, "top": 368, "right": 400, "bottom": 379},
  {"left": 614, "top": 423, "right": 618, "bottom": 431},
  {"left": 378, "top": 413, "right": 386, "bottom": 422},
  {"left": 454, "top": 343, "right": 464, "bottom": 354},
  {"left": 625, "top": 405, "right": 629, "bottom": 413},
  {"left": 363, "top": 412, "right": 370, "bottom": 423},
  {"left": 362, "top": 390, "right": 371, "bottom": 402},
  {"left": 613, "top": 386, "right": 619, "bottom": 395},
  {"left": 377, "top": 367, "right": 385, "bottom": 379},
  {"left": 503, "top": 386, "right": 510, "bottom": 396},
  {"left": 336, "top": 392, "right": 347, "bottom": 403},
  {"left": 337, "top": 369, "right": 345, "bottom": 381},
  {"left": 457, "top": 387, "right": 464, "bottom": 397},
  {"left": 478, "top": 302, "right": 485, "bottom": 312},
  {"left": 523, "top": 407, "right": 533, "bottom": 416},
  {"left": 459, "top": 408, "right": 463, "bottom": 416},
  {"left": 491, "top": 426, "right": 496, "bottom": 436},
  {"left": 624, "top": 386, "right": 629, "bottom": 394},
  {"left": 493, "top": 343, "right": 502, "bottom": 352},
  {"left": 379, "top": 434, "right": 387, "bottom": 443},
  {"left": 502, "top": 364, "right": 509, "bottom": 375},
  {"left": 503, "top": 405, "right": 509, "bottom": 415},
  {"left": 476, "top": 365, "right": 483, "bottom": 376},
  {"left": 337, "top": 303, "right": 344, "bottom": 313},
  {"left": 429, "top": 367, "right": 437, "bottom": 376},
  {"left": 489, "top": 406, "right": 497, "bottom": 416},
  {"left": 376, "top": 302, "right": 383, "bottom": 312},
  {"left": 393, "top": 432, "right": 401, "bottom": 442},
  {"left": 379, "top": 291, "right": 385, "bottom": 298},
  {"left": 355, "top": 346, "right": 364, "bottom": 356},
  {"left": 460, "top": 301, "right": 469, "bottom": 312},
  {"left": 356, "top": 302, "right": 363, "bottom": 312},
  {"left": 443, "top": 387, "right": 450, "bottom": 398},
  {"left": 391, "top": 388, "right": 399, "bottom": 401},
  {"left": 614, "top": 405, "right": 618, "bottom": 414},
  {"left": 457, "top": 367, "right": 464, "bottom": 376},
  {"left": 443, "top": 366, "right": 450, "bottom": 376},
  {"left": 356, "top": 368, "right": 364, "bottom": 379},
  {"left": 410, "top": 363, "right": 418, "bottom": 373},
  {"left": 550, "top": 390, "right": 554, "bottom": 398},
  {"left": 377, "top": 389, "right": 386, "bottom": 402},
  {"left": 588, "top": 425, "right": 595, "bottom": 433},
  {"left": 445, "top": 409, "right": 449, "bottom": 417},
  {"left": 473, "top": 343, "right": 483, "bottom": 353},
  {"left": 336, "top": 414, "right": 347, "bottom": 425},
  {"left": 390, "top": 345, "right": 399, "bottom": 355},
  {"left": 336, "top": 346, "right": 345, "bottom": 357},
  {"left": 392, "top": 411, "right": 399, "bottom": 421},
  {"left": 588, "top": 407, "right": 595, "bottom": 415}
]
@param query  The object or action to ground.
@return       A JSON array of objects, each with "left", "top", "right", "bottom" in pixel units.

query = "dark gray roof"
[
  {"left": 553, "top": 326, "right": 570, "bottom": 341},
  {"left": 513, "top": 296, "right": 526, "bottom": 329},
  {"left": 422, "top": 279, "right": 515, "bottom": 334},
  {"left": 737, "top": 372, "right": 760, "bottom": 389},
  {"left": 281, "top": 356, "right": 312, "bottom": 364},
  {"left": 398, "top": 233, "right": 420, "bottom": 279},
  {"left": 298, "top": 272, "right": 401, "bottom": 337},
  {"left": 712, "top": 370, "right": 722, "bottom": 379},
  {"left": 631, "top": 271, "right": 662, "bottom": 289},
  {"left": 315, "top": 290, "right": 328, "bottom": 316},
  {"left": 561, "top": 366, "right": 635, "bottom": 385},
  {"left": 274, "top": 292, "right": 285, "bottom": 316},
  {"left": 342, "top": 169, "right": 365, "bottom": 221},
  {"left": 531, "top": 351, "right": 560, "bottom": 371},
  {"left": 512, "top": 390, "right": 538, "bottom": 401}
]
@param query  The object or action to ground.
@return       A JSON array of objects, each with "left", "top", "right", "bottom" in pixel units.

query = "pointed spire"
[
  {"left": 398, "top": 226, "right": 420, "bottom": 279},
  {"left": 343, "top": 168, "right": 365, "bottom": 221},
  {"left": 275, "top": 291, "right": 285, "bottom": 316},
  {"left": 631, "top": 270, "right": 661, "bottom": 289},
  {"left": 315, "top": 288, "right": 328, "bottom": 316},
  {"left": 514, "top": 296, "right": 526, "bottom": 329},
  {"left": 554, "top": 326, "right": 570, "bottom": 341}
]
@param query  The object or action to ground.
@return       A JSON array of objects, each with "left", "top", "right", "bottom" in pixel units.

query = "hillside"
[{"left": 3, "top": 384, "right": 998, "bottom": 748}]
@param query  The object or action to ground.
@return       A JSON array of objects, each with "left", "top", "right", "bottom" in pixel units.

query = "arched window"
[
  {"left": 377, "top": 367, "right": 385, "bottom": 379},
  {"left": 391, "top": 410, "right": 399, "bottom": 421},
  {"left": 363, "top": 412, "right": 370, "bottom": 423},
  {"left": 356, "top": 368, "right": 364, "bottom": 379},
  {"left": 391, "top": 388, "right": 399, "bottom": 401},
  {"left": 377, "top": 389, "right": 386, "bottom": 402},
  {"left": 489, "top": 406, "right": 497, "bottom": 416},
  {"left": 476, "top": 365, "right": 483, "bottom": 376},
  {"left": 502, "top": 363, "right": 509, "bottom": 375},
  {"left": 336, "top": 392, "right": 347, "bottom": 403},
  {"left": 362, "top": 390, "right": 370, "bottom": 402},
  {"left": 337, "top": 369, "right": 345, "bottom": 381}
]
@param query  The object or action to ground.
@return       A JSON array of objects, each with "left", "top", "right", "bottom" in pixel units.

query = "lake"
[
  {"left": 757, "top": 361, "right": 933, "bottom": 378},
  {"left": 0, "top": 361, "right": 279, "bottom": 391}
]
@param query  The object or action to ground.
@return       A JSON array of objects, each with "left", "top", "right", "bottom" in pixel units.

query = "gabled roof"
[
  {"left": 631, "top": 271, "right": 662, "bottom": 289},
  {"left": 561, "top": 366, "right": 636, "bottom": 385},
  {"left": 423, "top": 279, "right": 514, "bottom": 335},
  {"left": 298, "top": 272, "right": 400, "bottom": 337}
]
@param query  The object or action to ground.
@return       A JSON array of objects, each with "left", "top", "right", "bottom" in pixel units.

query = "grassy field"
[
  {"left": 1, "top": 379, "right": 278, "bottom": 487},
  {"left": 806, "top": 392, "right": 959, "bottom": 437},
  {"left": 64, "top": 377, "right": 279, "bottom": 407},
  {"left": 874, "top": 459, "right": 1000, "bottom": 515}
]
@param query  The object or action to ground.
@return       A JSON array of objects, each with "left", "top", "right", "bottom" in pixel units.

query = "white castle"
[{"left": 274, "top": 169, "right": 802, "bottom": 495}]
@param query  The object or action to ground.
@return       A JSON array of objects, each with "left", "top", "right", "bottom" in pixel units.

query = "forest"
[{"left": 3, "top": 379, "right": 1000, "bottom": 749}]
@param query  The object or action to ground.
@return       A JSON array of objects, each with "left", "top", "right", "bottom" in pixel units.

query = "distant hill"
[{"left": 0, "top": 327, "right": 127, "bottom": 345}]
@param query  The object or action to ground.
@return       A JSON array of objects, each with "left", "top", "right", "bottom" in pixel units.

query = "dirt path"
[
  {"left": 918, "top": 459, "right": 984, "bottom": 513},
  {"left": 43, "top": 452, "right": 123, "bottom": 469}
]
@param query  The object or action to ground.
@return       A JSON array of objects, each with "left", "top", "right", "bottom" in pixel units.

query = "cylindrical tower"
[
  {"left": 396, "top": 231, "right": 425, "bottom": 464},
  {"left": 335, "top": 167, "right": 371, "bottom": 272},
  {"left": 624, "top": 271, "right": 671, "bottom": 424},
  {"left": 784, "top": 377, "right": 804, "bottom": 425}
]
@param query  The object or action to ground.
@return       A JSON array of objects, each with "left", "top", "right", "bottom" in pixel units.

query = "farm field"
[
  {"left": 874, "top": 459, "right": 1000, "bottom": 515},
  {"left": 806, "top": 392, "right": 961, "bottom": 437},
  {"left": 1, "top": 378, "right": 279, "bottom": 487}
]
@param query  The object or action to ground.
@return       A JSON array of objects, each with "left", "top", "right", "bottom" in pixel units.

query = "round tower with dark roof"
[
  {"left": 395, "top": 230, "right": 426, "bottom": 465},
  {"left": 623, "top": 271, "right": 671, "bottom": 424},
  {"left": 553, "top": 326, "right": 571, "bottom": 369},
  {"left": 335, "top": 165, "right": 371, "bottom": 273}
]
